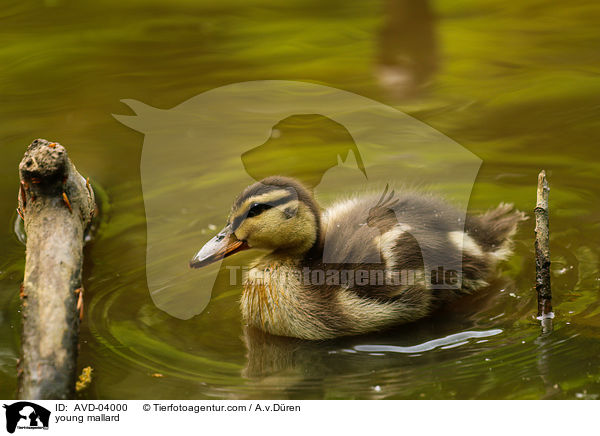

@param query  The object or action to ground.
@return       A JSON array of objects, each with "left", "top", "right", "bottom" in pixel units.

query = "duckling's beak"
[{"left": 189, "top": 224, "right": 249, "bottom": 269}]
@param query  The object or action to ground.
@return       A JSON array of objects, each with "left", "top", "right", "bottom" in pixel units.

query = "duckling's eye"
[{"left": 247, "top": 203, "right": 273, "bottom": 218}]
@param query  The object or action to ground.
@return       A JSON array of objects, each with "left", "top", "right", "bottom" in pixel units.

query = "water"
[{"left": 1, "top": 0, "right": 599, "bottom": 399}]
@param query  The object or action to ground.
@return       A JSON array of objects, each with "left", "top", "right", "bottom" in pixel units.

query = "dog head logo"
[{"left": 3, "top": 402, "right": 50, "bottom": 433}]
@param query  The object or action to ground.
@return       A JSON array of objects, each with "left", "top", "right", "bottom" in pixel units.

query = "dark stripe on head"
[
  {"left": 230, "top": 192, "right": 297, "bottom": 231},
  {"left": 229, "top": 176, "right": 322, "bottom": 249}
]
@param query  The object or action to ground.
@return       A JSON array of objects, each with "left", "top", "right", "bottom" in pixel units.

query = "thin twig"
[{"left": 534, "top": 170, "right": 552, "bottom": 322}]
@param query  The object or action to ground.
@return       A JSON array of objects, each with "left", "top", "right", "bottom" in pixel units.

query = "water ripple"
[{"left": 352, "top": 329, "right": 503, "bottom": 354}]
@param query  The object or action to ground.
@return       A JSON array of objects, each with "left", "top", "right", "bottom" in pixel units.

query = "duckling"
[{"left": 190, "top": 176, "right": 525, "bottom": 340}]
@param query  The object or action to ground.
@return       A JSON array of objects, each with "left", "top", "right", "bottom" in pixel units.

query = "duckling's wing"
[
  {"left": 321, "top": 196, "right": 388, "bottom": 265},
  {"left": 321, "top": 194, "right": 525, "bottom": 299},
  {"left": 321, "top": 193, "right": 464, "bottom": 269}
]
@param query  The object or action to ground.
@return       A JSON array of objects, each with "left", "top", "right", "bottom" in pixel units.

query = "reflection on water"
[
  {"left": 376, "top": 0, "right": 438, "bottom": 97},
  {"left": 0, "top": 0, "right": 599, "bottom": 399},
  {"left": 352, "top": 329, "right": 502, "bottom": 354}
]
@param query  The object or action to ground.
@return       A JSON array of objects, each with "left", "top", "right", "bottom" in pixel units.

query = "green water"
[{"left": 1, "top": 0, "right": 600, "bottom": 399}]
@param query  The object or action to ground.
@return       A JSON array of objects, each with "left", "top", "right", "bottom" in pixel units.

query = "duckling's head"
[{"left": 190, "top": 176, "right": 321, "bottom": 268}]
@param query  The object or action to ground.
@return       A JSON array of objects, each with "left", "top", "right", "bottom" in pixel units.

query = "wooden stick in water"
[
  {"left": 534, "top": 170, "right": 552, "bottom": 318},
  {"left": 17, "top": 139, "right": 96, "bottom": 400}
]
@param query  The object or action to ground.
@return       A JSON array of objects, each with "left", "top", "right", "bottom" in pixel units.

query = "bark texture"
[
  {"left": 534, "top": 170, "right": 552, "bottom": 318},
  {"left": 17, "top": 139, "right": 95, "bottom": 400}
]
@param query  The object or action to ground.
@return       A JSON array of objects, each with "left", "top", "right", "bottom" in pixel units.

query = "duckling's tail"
[{"left": 475, "top": 203, "right": 528, "bottom": 262}]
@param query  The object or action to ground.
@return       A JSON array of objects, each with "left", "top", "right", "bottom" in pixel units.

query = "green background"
[{"left": 1, "top": 0, "right": 599, "bottom": 399}]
